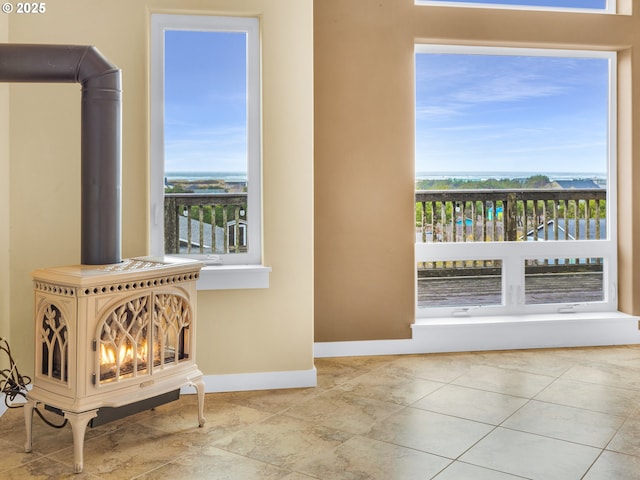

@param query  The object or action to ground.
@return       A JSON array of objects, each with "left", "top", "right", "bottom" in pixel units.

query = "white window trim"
[
  {"left": 415, "top": 0, "right": 616, "bottom": 15},
  {"left": 150, "top": 14, "right": 268, "bottom": 289},
  {"left": 415, "top": 44, "right": 618, "bottom": 318}
]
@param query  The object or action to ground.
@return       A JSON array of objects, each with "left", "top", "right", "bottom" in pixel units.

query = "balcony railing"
[
  {"left": 415, "top": 188, "right": 608, "bottom": 306},
  {"left": 416, "top": 188, "right": 606, "bottom": 243},
  {"left": 416, "top": 188, "right": 607, "bottom": 272},
  {"left": 164, "top": 188, "right": 606, "bottom": 255},
  {"left": 164, "top": 193, "right": 247, "bottom": 255}
]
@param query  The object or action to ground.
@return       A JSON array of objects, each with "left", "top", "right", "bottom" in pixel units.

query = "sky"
[
  {"left": 425, "top": 0, "right": 607, "bottom": 8},
  {"left": 415, "top": 52, "right": 610, "bottom": 175},
  {"left": 162, "top": 2, "right": 611, "bottom": 177},
  {"left": 164, "top": 30, "right": 247, "bottom": 174}
]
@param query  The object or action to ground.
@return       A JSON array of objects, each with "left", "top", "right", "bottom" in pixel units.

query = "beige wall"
[
  {"left": 314, "top": 0, "right": 416, "bottom": 342},
  {"left": 314, "top": 0, "right": 640, "bottom": 341},
  {"left": 0, "top": 14, "right": 9, "bottom": 352},
  {"left": 6, "top": 0, "right": 314, "bottom": 376}
]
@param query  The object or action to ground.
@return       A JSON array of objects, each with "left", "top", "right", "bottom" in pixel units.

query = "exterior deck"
[{"left": 417, "top": 270, "right": 604, "bottom": 308}]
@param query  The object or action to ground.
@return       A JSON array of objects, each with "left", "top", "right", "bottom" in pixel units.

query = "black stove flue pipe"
[{"left": 0, "top": 44, "right": 122, "bottom": 265}]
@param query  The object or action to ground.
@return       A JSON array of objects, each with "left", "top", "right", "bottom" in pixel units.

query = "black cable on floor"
[{"left": 1, "top": 337, "right": 68, "bottom": 429}]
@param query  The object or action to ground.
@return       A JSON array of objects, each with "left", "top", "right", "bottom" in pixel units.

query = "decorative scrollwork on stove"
[
  {"left": 153, "top": 294, "right": 192, "bottom": 369},
  {"left": 40, "top": 304, "right": 68, "bottom": 382},
  {"left": 97, "top": 296, "right": 150, "bottom": 383}
]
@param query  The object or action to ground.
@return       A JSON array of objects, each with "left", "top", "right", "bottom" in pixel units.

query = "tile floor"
[{"left": 2, "top": 346, "right": 640, "bottom": 479}]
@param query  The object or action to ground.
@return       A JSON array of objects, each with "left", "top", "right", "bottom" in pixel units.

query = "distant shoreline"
[
  {"left": 166, "top": 171, "right": 247, "bottom": 182},
  {"left": 415, "top": 171, "right": 606, "bottom": 181},
  {"left": 166, "top": 171, "right": 607, "bottom": 182}
]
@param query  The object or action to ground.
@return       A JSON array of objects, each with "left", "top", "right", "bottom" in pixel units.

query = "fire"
[{"left": 100, "top": 341, "right": 148, "bottom": 380}]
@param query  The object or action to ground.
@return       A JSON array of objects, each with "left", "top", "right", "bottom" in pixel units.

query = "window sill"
[{"left": 196, "top": 265, "right": 271, "bottom": 290}]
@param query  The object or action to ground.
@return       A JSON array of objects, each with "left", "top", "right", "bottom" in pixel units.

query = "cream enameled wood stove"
[{"left": 25, "top": 256, "right": 205, "bottom": 473}]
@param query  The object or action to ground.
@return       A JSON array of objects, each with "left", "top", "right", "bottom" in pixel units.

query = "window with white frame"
[
  {"left": 416, "top": 0, "right": 614, "bottom": 14},
  {"left": 415, "top": 45, "right": 617, "bottom": 318},
  {"left": 150, "top": 14, "right": 261, "bottom": 267}
]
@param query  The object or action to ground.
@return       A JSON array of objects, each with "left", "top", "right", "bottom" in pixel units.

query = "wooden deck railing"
[
  {"left": 164, "top": 193, "right": 247, "bottom": 254},
  {"left": 416, "top": 188, "right": 607, "bottom": 275},
  {"left": 416, "top": 188, "right": 606, "bottom": 243}
]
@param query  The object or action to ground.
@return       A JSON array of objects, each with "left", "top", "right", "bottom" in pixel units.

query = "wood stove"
[
  {"left": 0, "top": 44, "right": 206, "bottom": 474},
  {"left": 25, "top": 256, "right": 205, "bottom": 473}
]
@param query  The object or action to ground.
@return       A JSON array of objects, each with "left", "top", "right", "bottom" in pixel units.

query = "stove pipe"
[{"left": 0, "top": 44, "right": 121, "bottom": 265}]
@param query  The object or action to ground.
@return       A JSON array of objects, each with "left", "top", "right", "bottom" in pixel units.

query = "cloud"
[{"left": 452, "top": 73, "right": 565, "bottom": 104}]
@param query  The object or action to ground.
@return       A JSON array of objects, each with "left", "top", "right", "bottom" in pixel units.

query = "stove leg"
[
  {"left": 23, "top": 399, "right": 37, "bottom": 453},
  {"left": 63, "top": 409, "right": 98, "bottom": 474},
  {"left": 192, "top": 379, "right": 206, "bottom": 427}
]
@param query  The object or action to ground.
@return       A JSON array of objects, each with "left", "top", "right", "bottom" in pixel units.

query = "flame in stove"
[
  {"left": 100, "top": 341, "right": 148, "bottom": 372},
  {"left": 100, "top": 344, "right": 117, "bottom": 365}
]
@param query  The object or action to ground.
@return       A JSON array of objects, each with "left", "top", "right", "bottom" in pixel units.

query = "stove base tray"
[{"left": 42, "top": 389, "right": 181, "bottom": 428}]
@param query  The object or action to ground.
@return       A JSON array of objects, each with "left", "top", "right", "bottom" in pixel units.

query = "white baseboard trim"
[
  {"left": 314, "top": 312, "right": 640, "bottom": 358},
  {"left": 4, "top": 312, "right": 636, "bottom": 411},
  {"left": 181, "top": 366, "right": 318, "bottom": 394}
]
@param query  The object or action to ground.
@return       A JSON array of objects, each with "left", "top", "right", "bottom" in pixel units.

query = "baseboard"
[
  {"left": 314, "top": 312, "right": 640, "bottom": 357},
  {"left": 5, "top": 312, "right": 636, "bottom": 409},
  {"left": 181, "top": 366, "right": 318, "bottom": 394},
  {"left": 1, "top": 369, "right": 317, "bottom": 412}
]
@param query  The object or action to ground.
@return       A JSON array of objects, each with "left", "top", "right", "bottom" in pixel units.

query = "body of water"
[
  {"left": 166, "top": 171, "right": 247, "bottom": 182},
  {"left": 415, "top": 171, "right": 607, "bottom": 181},
  {"left": 167, "top": 171, "right": 607, "bottom": 184}
]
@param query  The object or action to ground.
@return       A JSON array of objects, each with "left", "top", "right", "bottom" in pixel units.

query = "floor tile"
[
  {"left": 211, "top": 413, "right": 353, "bottom": 470},
  {"left": 0, "top": 438, "right": 45, "bottom": 474},
  {"left": 460, "top": 427, "right": 601, "bottom": 480},
  {"left": 606, "top": 416, "right": 640, "bottom": 456},
  {"left": 452, "top": 365, "right": 555, "bottom": 398},
  {"left": 133, "top": 395, "right": 272, "bottom": 442},
  {"left": 553, "top": 346, "right": 640, "bottom": 369},
  {"left": 211, "top": 387, "right": 318, "bottom": 414},
  {"left": 412, "top": 384, "right": 528, "bottom": 425},
  {"left": 318, "top": 355, "right": 398, "bottom": 371},
  {"left": 337, "top": 370, "right": 444, "bottom": 405},
  {"left": 561, "top": 363, "right": 640, "bottom": 391},
  {"left": 379, "top": 352, "right": 475, "bottom": 383},
  {"left": 367, "top": 406, "right": 493, "bottom": 458},
  {"left": 48, "top": 421, "right": 194, "bottom": 479},
  {"left": 281, "top": 472, "right": 319, "bottom": 480},
  {"left": 284, "top": 388, "right": 403, "bottom": 434},
  {"left": 433, "top": 461, "right": 530, "bottom": 480},
  {"left": 313, "top": 358, "right": 372, "bottom": 389},
  {"left": 0, "top": 456, "right": 100, "bottom": 479},
  {"left": 582, "top": 451, "right": 640, "bottom": 480},
  {"left": 295, "top": 435, "right": 451, "bottom": 480},
  {"left": 473, "top": 349, "right": 576, "bottom": 377},
  {"left": 133, "top": 446, "right": 291, "bottom": 480},
  {"left": 534, "top": 378, "right": 640, "bottom": 417},
  {"left": 501, "top": 400, "right": 624, "bottom": 447}
]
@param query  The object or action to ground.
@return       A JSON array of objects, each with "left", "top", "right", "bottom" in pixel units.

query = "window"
[
  {"left": 416, "top": 0, "right": 614, "bottom": 14},
  {"left": 415, "top": 45, "right": 617, "bottom": 317},
  {"left": 150, "top": 14, "right": 262, "bottom": 269}
]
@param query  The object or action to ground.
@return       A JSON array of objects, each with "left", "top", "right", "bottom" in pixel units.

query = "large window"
[
  {"left": 150, "top": 14, "right": 261, "bottom": 266},
  {"left": 415, "top": 45, "right": 617, "bottom": 317},
  {"left": 416, "top": 0, "right": 614, "bottom": 14}
]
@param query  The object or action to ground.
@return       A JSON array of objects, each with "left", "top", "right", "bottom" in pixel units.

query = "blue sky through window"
[
  {"left": 424, "top": 0, "right": 607, "bottom": 8},
  {"left": 164, "top": 30, "right": 247, "bottom": 174},
  {"left": 415, "top": 51, "right": 610, "bottom": 175}
]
